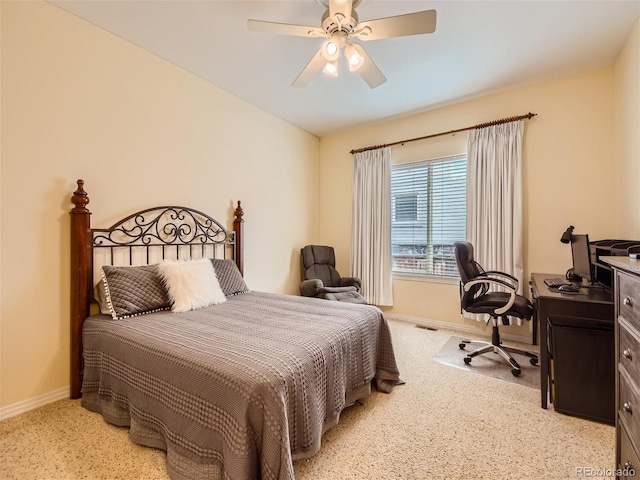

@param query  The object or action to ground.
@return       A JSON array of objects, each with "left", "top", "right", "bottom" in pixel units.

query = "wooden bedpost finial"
[
  {"left": 234, "top": 200, "right": 244, "bottom": 222},
  {"left": 232, "top": 200, "right": 244, "bottom": 276},
  {"left": 71, "top": 179, "right": 90, "bottom": 213}
]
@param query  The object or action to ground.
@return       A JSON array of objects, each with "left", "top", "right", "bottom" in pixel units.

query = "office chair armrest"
[
  {"left": 484, "top": 271, "right": 519, "bottom": 291},
  {"left": 464, "top": 277, "right": 515, "bottom": 292},
  {"left": 463, "top": 277, "right": 517, "bottom": 315}
]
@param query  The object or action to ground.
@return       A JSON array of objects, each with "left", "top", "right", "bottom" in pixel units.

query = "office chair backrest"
[
  {"left": 301, "top": 245, "right": 341, "bottom": 287},
  {"left": 454, "top": 242, "right": 488, "bottom": 307}
]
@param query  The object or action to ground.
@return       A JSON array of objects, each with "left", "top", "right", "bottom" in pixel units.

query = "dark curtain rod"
[{"left": 349, "top": 112, "right": 537, "bottom": 155}]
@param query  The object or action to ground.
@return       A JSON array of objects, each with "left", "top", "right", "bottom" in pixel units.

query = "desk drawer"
[
  {"left": 620, "top": 425, "right": 640, "bottom": 478},
  {"left": 619, "top": 271, "right": 640, "bottom": 329},
  {"left": 619, "top": 369, "right": 640, "bottom": 450},
  {"left": 620, "top": 321, "right": 640, "bottom": 382}
]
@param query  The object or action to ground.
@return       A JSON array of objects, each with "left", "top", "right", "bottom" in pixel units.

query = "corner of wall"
[{"left": 614, "top": 18, "right": 640, "bottom": 238}]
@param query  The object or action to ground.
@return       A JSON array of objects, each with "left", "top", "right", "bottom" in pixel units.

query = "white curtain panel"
[
  {"left": 466, "top": 120, "right": 525, "bottom": 324},
  {"left": 350, "top": 147, "right": 393, "bottom": 306}
]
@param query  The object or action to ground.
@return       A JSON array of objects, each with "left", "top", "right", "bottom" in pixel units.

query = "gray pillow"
[
  {"left": 210, "top": 259, "right": 250, "bottom": 297},
  {"left": 101, "top": 265, "right": 171, "bottom": 320}
]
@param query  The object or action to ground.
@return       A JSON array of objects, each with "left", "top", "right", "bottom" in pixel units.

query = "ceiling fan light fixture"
[
  {"left": 344, "top": 43, "right": 365, "bottom": 71},
  {"left": 249, "top": 2, "right": 436, "bottom": 89},
  {"left": 323, "top": 59, "right": 339, "bottom": 76},
  {"left": 322, "top": 40, "right": 339, "bottom": 61}
]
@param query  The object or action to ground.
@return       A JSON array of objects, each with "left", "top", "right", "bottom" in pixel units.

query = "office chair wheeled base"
[{"left": 458, "top": 323, "right": 539, "bottom": 377}]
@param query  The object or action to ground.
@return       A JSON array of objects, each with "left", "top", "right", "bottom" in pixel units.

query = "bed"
[{"left": 69, "top": 179, "right": 400, "bottom": 480}]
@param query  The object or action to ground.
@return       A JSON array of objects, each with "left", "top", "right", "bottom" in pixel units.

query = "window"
[{"left": 391, "top": 155, "right": 467, "bottom": 277}]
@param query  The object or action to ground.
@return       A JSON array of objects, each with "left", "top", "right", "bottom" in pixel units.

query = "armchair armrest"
[
  {"left": 339, "top": 276, "right": 362, "bottom": 291},
  {"left": 464, "top": 277, "right": 516, "bottom": 315},
  {"left": 319, "top": 285, "right": 357, "bottom": 294},
  {"left": 300, "top": 279, "right": 323, "bottom": 297},
  {"left": 301, "top": 280, "right": 357, "bottom": 297}
]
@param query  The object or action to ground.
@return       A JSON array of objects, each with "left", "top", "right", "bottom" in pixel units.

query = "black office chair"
[{"left": 454, "top": 241, "right": 538, "bottom": 376}]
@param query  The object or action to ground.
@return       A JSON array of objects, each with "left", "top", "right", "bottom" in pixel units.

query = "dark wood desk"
[{"left": 531, "top": 273, "right": 615, "bottom": 421}]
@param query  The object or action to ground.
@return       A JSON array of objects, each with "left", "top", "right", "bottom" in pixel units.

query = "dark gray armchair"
[{"left": 300, "top": 245, "right": 368, "bottom": 304}]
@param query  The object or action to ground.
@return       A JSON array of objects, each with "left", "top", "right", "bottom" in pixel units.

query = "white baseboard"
[
  {"left": 386, "top": 313, "right": 533, "bottom": 345},
  {"left": 0, "top": 386, "right": 69, "bottom": 421}
]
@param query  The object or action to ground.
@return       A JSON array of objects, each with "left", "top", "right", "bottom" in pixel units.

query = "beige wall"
[
  {"left": 319, "top": 66, "right": 628, "bottom": 339},
  {"left": 615, "top": 19, "right": 640, "bottom": 239},
  {"left": 1, "top": 3, "right": 638, "bottom": 412},
  {"left": 0, "top": 1, "right": 319, "bottom": 408}
]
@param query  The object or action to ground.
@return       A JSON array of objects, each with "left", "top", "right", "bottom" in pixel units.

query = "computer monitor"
[{"left": 570, "top": 234, "right": 594, "bottom": 284}]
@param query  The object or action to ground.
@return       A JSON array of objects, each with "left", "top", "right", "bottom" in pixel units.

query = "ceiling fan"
[{"left": 247, "top": 0, "right": 437, "bottom": 89}]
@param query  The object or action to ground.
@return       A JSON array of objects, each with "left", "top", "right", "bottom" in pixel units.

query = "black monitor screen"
[{"left": 571, "top": 234, "right": 594, "bottom": 283}]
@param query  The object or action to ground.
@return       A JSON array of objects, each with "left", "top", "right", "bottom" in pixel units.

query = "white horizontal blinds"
[{"left": 391, "top": 155, "right": 466, "bottom": 277}]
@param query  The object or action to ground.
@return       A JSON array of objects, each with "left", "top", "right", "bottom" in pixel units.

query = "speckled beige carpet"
[{"left": 1, "top": 320, "right": 614, "bottom": 480}]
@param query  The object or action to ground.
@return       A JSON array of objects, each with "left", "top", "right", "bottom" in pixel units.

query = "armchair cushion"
[
  {"left": 301, "top": 245, "right": 361, "bottom": 290},
  {"left": 301, "top": 245, "right": 342, "bottom": 287}
]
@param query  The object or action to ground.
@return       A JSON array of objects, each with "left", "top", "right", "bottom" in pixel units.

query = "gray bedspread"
[{"left": 81, "top": 291, "right": 400, "bottom": 480}]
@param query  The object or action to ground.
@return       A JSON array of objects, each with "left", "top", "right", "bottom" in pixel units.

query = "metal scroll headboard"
[{"left": 92, "top": 206, "right": 237, "bottom": 270}]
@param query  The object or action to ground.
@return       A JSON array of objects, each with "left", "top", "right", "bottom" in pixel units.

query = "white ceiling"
[{"left": 49, "top": 0, "right": 639, "bottom": 137}]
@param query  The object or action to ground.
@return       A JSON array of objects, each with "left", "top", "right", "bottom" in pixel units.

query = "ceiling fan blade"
[
  {"left": 247, "top": 19, "right": 323, "bottom": 38},
  {"left": 292, "top": 49, "right": 326, "bottom": 88},
  {"left": 329, "top": 0, "right": 353, "bottom": 23},
  {"left": 357, "top": 48, "right": 386, "bottom": 89},
  {"left": 356, "top": 10, "right": 437, "bottom": 41}
]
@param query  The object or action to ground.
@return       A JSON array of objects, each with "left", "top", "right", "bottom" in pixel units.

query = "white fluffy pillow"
[{"left": 157, "top": 258, "right": 226, "bottom": 313}]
